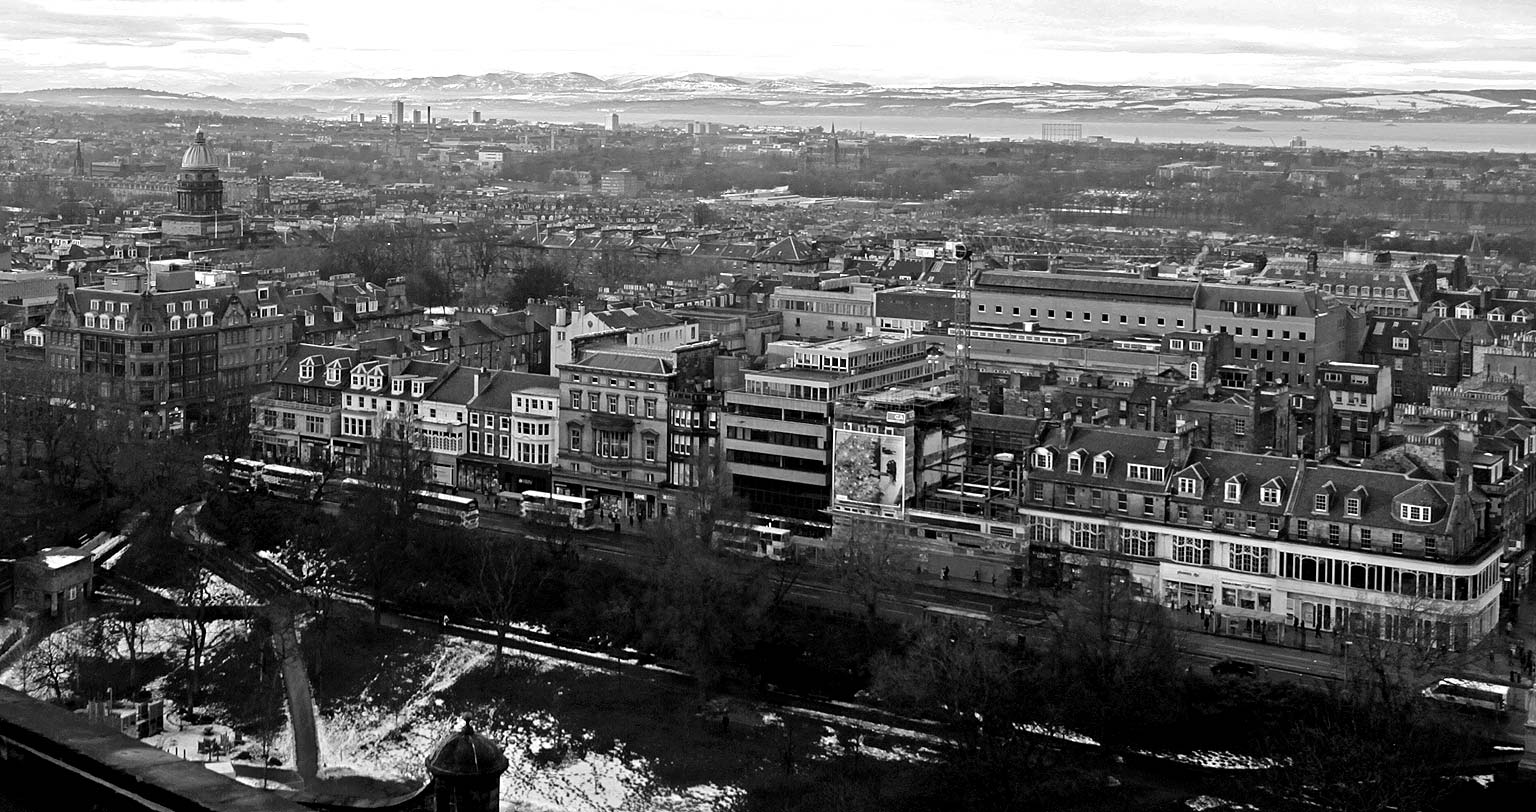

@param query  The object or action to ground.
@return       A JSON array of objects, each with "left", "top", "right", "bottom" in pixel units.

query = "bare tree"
[
  {"left": 832, "top": 518, "right": 915, "bottom": 621},
  {"left": 174, "top": 564, "right": 234, "bottom": 710},
  {"left": 1040, "top": 557, "right": 1183, "bottom": 748},
  {"left": 472, "top": 532, "right": 543, "bottom": 673},
  {"left": 1338, "top": 592, "right": 1497, "bottom": 710}
]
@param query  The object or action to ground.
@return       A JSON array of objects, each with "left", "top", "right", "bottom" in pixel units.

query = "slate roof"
[
  {"left": 1361, "top": 316, "right": 1419, "bottom": 355},
  {"left": 274, "top": 344, "right": 362, "bottom": 386},
  {"left": 593, "top": 306, "right": 679, "bottom": 331},
  {"left": 1168, "top": 449, "right": 1297, "bottom": 519},
  {"left": 753, "top": 235, "right": 821, "bottom": 264},
  {"left": 976, "top": 271, "right": 1199, "bottom": 304},
  {"left": 468, "top": 371, "right": 559, "bottom": 411},
  {"left": 1289, "top": 464, "right": 1464, "bottom": 536},
  {"left": 564, "top": 349, "right": 675, "bottom": 376},
  {"left": 1026, "top": 425, "right": 1193, "bottom": 495}
]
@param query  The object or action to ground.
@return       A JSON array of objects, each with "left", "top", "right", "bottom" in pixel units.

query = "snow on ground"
[
  {"left": 815, "top": 725, "right": 937, "bottom": 763},
  {"left": 1320, "top": 92, "right": 1507, "bottom": 110},
  {"left": 312, "top": 636, "right": 739, "bottom": 812},
  {"left": 1162, "top": 97, "right": 1323, "bottom": 112}
]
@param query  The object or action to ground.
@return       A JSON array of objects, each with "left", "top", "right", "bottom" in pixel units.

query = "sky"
[{"left": 3, "top": 0, "right": 1536, "bottom": 92}]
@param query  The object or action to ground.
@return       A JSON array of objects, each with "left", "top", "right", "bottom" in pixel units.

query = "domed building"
[
  {"left": 160, "top": 128, "right": 242, "bottom": 246},
  {"left": 425, "top": 718, "right": 508, "bottom": 812}
]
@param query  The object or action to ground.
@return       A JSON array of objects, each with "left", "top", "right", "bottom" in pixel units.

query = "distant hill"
[
  {"left": 0, "top": 86, "right": 318, "bottom": 117},
  {"left": 9, "top": 75, "right": 1536, "bottom": 124},
  {"left": 242, "top": 72, "right": 1536, "bottom": 121}
]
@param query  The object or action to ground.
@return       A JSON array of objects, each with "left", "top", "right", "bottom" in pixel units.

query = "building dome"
[
  {"left": 180, "top": 129, "right": 215, "bottom": 170},
  {"left": 425, "top": 718, "right": 509, "bottom": 779}
]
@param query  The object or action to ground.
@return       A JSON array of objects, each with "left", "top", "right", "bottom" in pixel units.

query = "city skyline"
[{"left": 2, "top": 0, "right": 1535, "bottom": 93}]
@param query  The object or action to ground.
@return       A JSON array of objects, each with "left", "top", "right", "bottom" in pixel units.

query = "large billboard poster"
[{"left": 831, "top": 427, "right": 908, "bottom": 509}]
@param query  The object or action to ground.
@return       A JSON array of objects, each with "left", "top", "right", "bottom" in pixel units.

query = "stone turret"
[{"left": 425, "top": 718, "right": 508, "bottom": 812}]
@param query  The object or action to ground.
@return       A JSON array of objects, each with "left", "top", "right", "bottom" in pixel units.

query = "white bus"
[
  {"left": 202, "top": 455, "right": 264, "bottom": 493},
  {"left": 1422, "top": 678, "right": 1510, "bottom": 714},
  {"left": 412, "top": 490, "right": 480, "bottom": 530},
  {"left": 715, "top": 521, "right": 794, "bottom": 560},
  {"left": 520, "top": 491, "right": 597, "bottom": 530},
  {"left": 921, "top": 605, "right": 994, "bottom": 635},
  {"left": 260, "top": 463, "right": 325, "bottom": 501}
]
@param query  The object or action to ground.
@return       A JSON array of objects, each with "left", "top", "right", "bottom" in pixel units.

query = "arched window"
[{"left": 170, "top": 315, "right": 182, "bottom": 331}]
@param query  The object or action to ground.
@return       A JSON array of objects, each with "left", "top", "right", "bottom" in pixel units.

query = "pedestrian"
[
  {"left": 941, "top": 566, "right": 950, "bottom": 581},
  {"left": 973, "top": 569, "right": 981, "bottom": 583},
  {"left": 990, "top": 572, "right": 997, "bottom": 587},
  {"left": 1202, "top": 615, "right": 1210, "bottom": 631},
  {"left": 613, "top": 519, "right": 621, "bottom": 534},
  {"left": 1185, "top": 602, "right": 1193, "bottom": 614}
]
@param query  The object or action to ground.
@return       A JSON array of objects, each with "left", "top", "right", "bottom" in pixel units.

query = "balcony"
[{"left": 252, "top": 395, "right": 334, "bottom": 415}]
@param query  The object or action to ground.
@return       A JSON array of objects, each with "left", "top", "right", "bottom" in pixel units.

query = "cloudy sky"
[{"left": 2, "top": 0, "right": 1534, "bottom": 92}]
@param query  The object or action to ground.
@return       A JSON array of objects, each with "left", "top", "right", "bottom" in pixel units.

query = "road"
[{"left": 480, "top": 507, "right": 1355, "bottom": 685}]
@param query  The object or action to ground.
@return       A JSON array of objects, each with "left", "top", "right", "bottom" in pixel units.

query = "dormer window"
[
  {"left": 1313, "top": 482, "right": 1335, "bottom": 513},
  {"left": 1177, "top": 477, "right": 1201, "bottom": 496},
  {"left": 1031, "top": 448, "right": 1054, "bottom": 470},
  {"left": 1259, "top": 483, "right": 1282, "bottom": 506},
  {"left": 1400, "top": 503, "right": 1432, "bottom": 523},
  {"left": 1224, "top": 479, "right": 1243, "bottom": 503},
  {"left": 351, "top": 370, "right": 367, "bottom": 388},
  {"left": 1092, "top": 453, "right": 1111, "bottom": 477},
  {"left": 1455, "top": 303, "right": 1475, "bottom": 319},
  {"left": 305, "top": 311, "right": 315, "bottom": 326},
  {"left": 1126, "top": 463, "right": 1165, "bottom": 483},
  {"left": 412, "top": 380, "right": 425, "bottom": 397},
  {"left": 201, "top": 313, "right": 214, "bottom": 328},
  {"left": 1346, "top": 497, "right": 1362, "bottom": 518},
  {"left": 368, "top": 374, "right": 383, "bottom": 390},
  {"left": 85, "top": 313, "right": 97, "bottom": 328},
  {"left": 1066, "top": 451, "right": 1085, "bottom": 474},
  {"left": 392, "top": 379, "right": 404, "bottom": 395},
  {"left": 299, "top": 361, "right": 315, "bottom": 382},
  {"left": 325, "top": 365, "right": 341, "bottom": 385}
]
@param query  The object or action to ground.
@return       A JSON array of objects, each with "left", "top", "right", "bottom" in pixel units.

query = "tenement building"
[
  {"left": 553, "top": 339, "right": 719, "bottom": 520},
  {"left": 851, "top": 418, "right": 1503, "bottom": 649},
  {"left": 42, "top": 267, "right": 289, "bottom": 431}
]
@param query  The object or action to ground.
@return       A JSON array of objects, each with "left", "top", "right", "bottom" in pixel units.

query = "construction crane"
[{"left": 951, "top": 243, "right": 976, "bottom": 399}]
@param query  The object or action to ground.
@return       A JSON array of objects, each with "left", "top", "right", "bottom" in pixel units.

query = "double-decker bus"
[
  {"left": 519, "top": 491, "right": 597, "bottom": 530},
  {"left": 715, "top": 521, "right": 794, "bottom": 560},
  {"left": 202, "top": 455, "right": 264, "bottom": 493},
  {"left": 259, "top": 463, "right": 325, "bottom": 501},
  {"left": 336, "top": 479, "right": 478, "bottom": 530},
  {"left": 1422, "top": 678, "right": 1510, "bottom": 714},
  {"left": 412, "top": 490, "right": 480, "bottom": 530}
]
